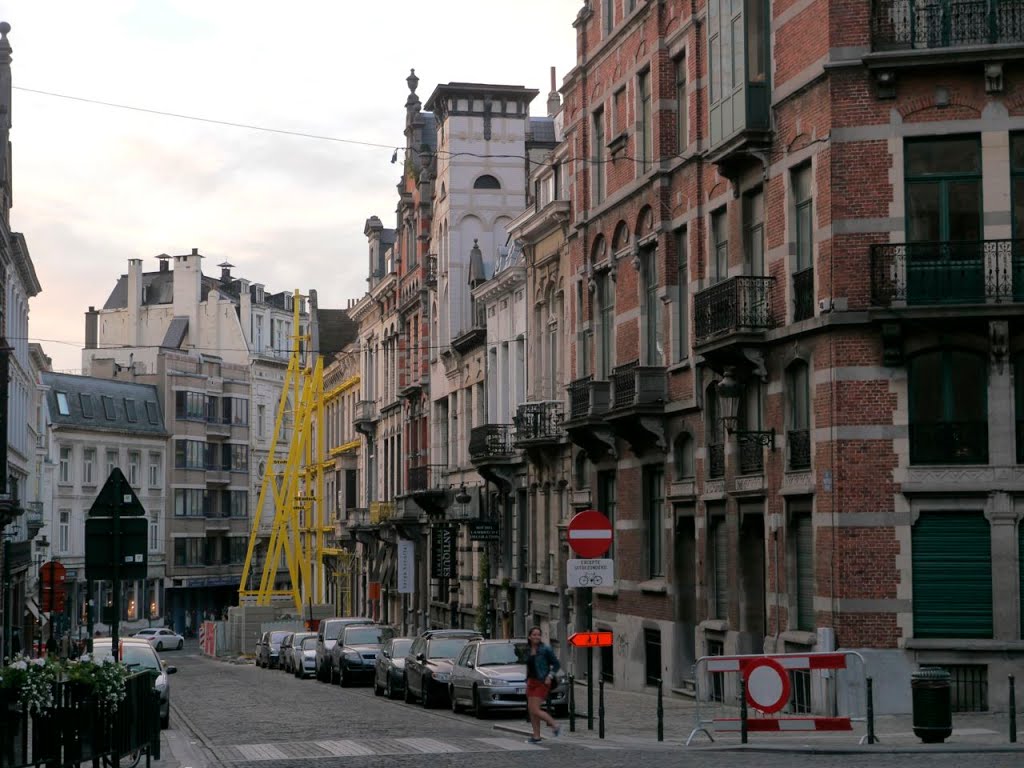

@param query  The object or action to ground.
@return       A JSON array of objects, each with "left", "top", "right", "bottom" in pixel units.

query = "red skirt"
[{"left": 526, "top": 679, "right": 550, "bottom": 699}]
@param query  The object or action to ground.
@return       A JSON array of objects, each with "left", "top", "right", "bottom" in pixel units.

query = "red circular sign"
[
  {"left": 742, "top": 658, "right": 791, "bottom": 714},
  {"left": 567, "top": 509, "right": 613, "bottom": 558}
]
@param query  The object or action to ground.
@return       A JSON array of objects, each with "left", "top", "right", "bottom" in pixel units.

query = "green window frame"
[
  {"left": 644, "top": 465, "right": 665, "bottom": 577},
  {"left": 907, "top": 348, "right": 988, "bottom": 465},
  {"left": 743, "top": 187, "right": 765, "bottom": 276},
  {"left": 912, "top": 511, "right": 993, "bottom": 639}
]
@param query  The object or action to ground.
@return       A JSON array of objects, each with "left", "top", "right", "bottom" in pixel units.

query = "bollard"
[
  {"left": 866, "top": 676, "right": 877, "bottom": 745},
  {"left": 599, "top": 678, "right": 606, "bottom": 739},
  {"left": 657, "top": 678, "right": 664, "bottom": 742},
  {"left": 1011, "top": 674, "right": 1017, "bottom": 744},
  {"left": 569, "top": 673, "right": 576, "bottom": 733},
  {"left": 739, "top": 677, "right": 748, "bottom": 745}
]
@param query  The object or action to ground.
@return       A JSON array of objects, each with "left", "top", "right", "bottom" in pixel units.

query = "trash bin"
[{"left": 911, "top": 666, "right": 953, "bottom": 743}]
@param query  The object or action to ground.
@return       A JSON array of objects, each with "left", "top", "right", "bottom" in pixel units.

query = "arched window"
[
  {"left": 909, "top": 347, "right": 987, "bottom": 464},
  {"left": 612, "top": 221, "right": 630, "bottom": 252},
  {"left": 474, "top": 174, "right": 501, "bottom": 190},
  {"left": 673, "top": 433, "right": 694, "bottom": 479}
]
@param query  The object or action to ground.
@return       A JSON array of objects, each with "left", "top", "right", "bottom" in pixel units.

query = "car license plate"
[{"left": 516, "top": 687, "right": 525, "bottom": 694}]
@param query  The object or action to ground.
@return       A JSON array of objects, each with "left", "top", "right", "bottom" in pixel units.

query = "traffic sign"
[
  {"left": 85, "top": 516, "right": 148, "bottom": 581},
  {"left": 88, "top": 467, "right": 146, "bottom": 517},
  {"left": 568, "top": 631, "right": 613, "bottom": 648},
  {"left": 39, "top": 560, "right": 66, "bottom": 586},
  {"left": 567, "top": 509, "right": 613, "bottom": 558},
  {"left": 567, "top": 558, "right": 614, "bottom": 587}
]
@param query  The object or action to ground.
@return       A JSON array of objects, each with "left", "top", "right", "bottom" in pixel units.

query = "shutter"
[
  {"left": 912, "top": 511, "right": 992, "bottom": 638},
  {"left": 795, "top": 514, "right": 814, "bottom": 631},
  {"left": 1020, "top": 521, "right": 1024, "bottom": 638},
  {"left": 713, "top": 518, "right": 728, "bottom": 620}
]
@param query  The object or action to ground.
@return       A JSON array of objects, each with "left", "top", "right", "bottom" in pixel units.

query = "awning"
[{"left": 381, "top": 548, "right": 396, "bottom": 589}]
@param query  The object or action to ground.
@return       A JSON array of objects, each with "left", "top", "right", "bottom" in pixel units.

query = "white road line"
[
  {"left": 395, "top": 737, "right": 464, "bottom": 753},
  {"left": 473, "top": 737, "right": 547, "bottom": 751},
  {"left": 315, "top": 740, "right": 376, "bottom": 757},
  {"left": 235, "top": 744, "right": 287, "bottom": 761}
]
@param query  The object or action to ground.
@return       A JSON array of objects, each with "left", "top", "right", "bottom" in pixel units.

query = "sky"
[{"left": 3, "top": 0, "right": 582, "bottom": 374}]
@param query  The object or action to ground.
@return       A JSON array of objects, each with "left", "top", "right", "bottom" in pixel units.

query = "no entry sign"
[{"left": 567, "top": 509, "right": 613, "bottom": 558}]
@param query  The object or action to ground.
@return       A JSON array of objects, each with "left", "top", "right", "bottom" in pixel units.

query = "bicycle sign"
[{"left": 567, "top": 558, "right": 614, "bottom": 588}]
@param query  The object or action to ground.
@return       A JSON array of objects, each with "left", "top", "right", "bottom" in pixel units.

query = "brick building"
[{"left": 558, "top": 0, "right": 1024, "bottom": 712}]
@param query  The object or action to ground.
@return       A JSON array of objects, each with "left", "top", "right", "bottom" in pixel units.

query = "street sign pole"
[
  {"left": 86, "top": 580, "right": 94, "bottom": 654},
  {"left": 584, "top": 586, "right": 593, "bottom": 730},
  {"left": 111, "top": 489, "right": 121, "bottom": 662}
]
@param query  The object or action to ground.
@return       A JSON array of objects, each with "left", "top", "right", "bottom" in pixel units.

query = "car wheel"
[
  {"left": 421, "top": 683, "right": 432, "bottom": 709},
  {"left": 473, "top": 687, "right": 487, "bottom": 719},
  {"left": 338, "top": 667, "right": 347, "bottom": 687},
  {"left": 404, "top": 675, "right": 415, "bottom": 704},
  {"left": 374, "top": 675, "right": 384, "bottom": 696},
  {"left": 450, "top": 686, "right": 463, "bottom": 714},
  {"left": 160, "top": 711, "right": 170, "bottom": 730},
  {"left": 385, "top": 677, "right": 394, "bottom": 699},
  {"left": 156, "top": 641, "right": 164, "bottom": 652},
  {"left": 177, "top": 640, "right": 183, "bottom": 650}
]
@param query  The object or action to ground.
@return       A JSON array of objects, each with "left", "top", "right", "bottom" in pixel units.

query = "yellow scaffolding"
[{"left": 238, "top": 290, "right": 330, "bottom": 614}]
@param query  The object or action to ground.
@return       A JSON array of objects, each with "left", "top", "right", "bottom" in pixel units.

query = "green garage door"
[{"left": 912, "top": 511, "right": 992, "bottom": 639}]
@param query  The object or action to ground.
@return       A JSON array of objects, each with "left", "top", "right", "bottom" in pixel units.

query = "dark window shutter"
[{"left": 794, "top": 514, "right": 814, "bottom": 631}]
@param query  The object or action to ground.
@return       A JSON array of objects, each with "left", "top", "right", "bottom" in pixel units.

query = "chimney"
[
  {"left": 84, "top": 306, "right": 98, "bottom": 349},
  {"left": 127, "top": 258, "right": 143, "bottom": 346},
  {"left": 218, "top": 261, "right": 233, "bottom": 283},
  {"left": 157, "top": 254, "right": 170, "bottom": 272},
  {"left": 173, "top": 248, "right": 203, "bottom": 343},
  {"left": 547, "top": 66, "right": 560, "bottom": 117}
]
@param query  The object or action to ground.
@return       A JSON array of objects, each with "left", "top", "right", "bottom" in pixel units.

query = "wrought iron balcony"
[
  {"left": 694, "top": 276, "right": 774, "bottom": 345},
  {"left": 566, "top": 376, "right": 611, "bottom": 421},
  {"left": 425, "top": 255, "right": 438, "bottom": 286},
  {"left": 910, "top": 420, "right": 988, "bottom": 464},
  {"left": 870, "top": 239, "right": 1024, "bottom": 306},
  {"left": 514, "top": 401, "right": 564, "bottom": 445},
  {"left": 609, "top": 361, "right": 668, "bottom": 410},
  {"left": 871, "top": 0, "right": 1024, "bottom": 51},
  {"left": 737, "top": 430, "right": 775, "bottom": 475},
  {"left": 469, "top": 424, "right": 515, "bottom": 462},
  {"left": 788, "top": 429, "right": 811, "bottom": 471},
  {"left": 793, "top": 267, "right": 815, "bottom": 322},
  {"left": 707, "top": 443, "right": 725, "bottom": 478},
  {"left": 408, "top": 464, "right": 447, "bottom": 492}
]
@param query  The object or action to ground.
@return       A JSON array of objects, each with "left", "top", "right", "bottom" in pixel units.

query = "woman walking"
[{"left": 525, "top": 626, "right": 561, "bottom": 743}]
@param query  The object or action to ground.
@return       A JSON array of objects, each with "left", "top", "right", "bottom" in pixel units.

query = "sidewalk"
[{"left": 492, "top": 681, "right": 1024, "bottom": 753}]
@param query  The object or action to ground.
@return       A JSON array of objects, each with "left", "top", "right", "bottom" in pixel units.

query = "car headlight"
[
  {"left": 479, "top": 676, "right": 498, "bottom": 686},
  {"left": 432, "top": 671, "right": 450, "bottom": 682},
  {"left": 344, "top": 651, "right": 360, "bottom": 662}
]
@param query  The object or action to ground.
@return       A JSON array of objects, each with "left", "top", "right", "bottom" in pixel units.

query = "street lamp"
[{"left": 716, "top": 367, "right": 742, "bottom": 434}]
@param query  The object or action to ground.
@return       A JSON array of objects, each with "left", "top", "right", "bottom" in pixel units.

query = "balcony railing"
[
  {"left": 871, "top": 0, "right": 1024, "bottom": 51},
  {"left": 708, "top": 443, "right": 725, "bottom": 478},
  {"left": 354, "top": 400, "right": 378, "bottom": 424},
  {"left": 408, "top": 464, "right": 447, "bottom": 492},
  {"left": 568, "top": 376, "right": 593, "bottom": 420},
  {"left": 788, "top": 429, "right": 811, "bottom": 471},
  {"left": 870, "top": 240, "right": 1024, "bottom": 306},
  {"left": 514, "top": 401, "right": 564, "bottom": 443},
  {"left": 793, "top": 267, "right": 815, "bottom": 322},
  {"left": 370, "top": 500, "right": 394, "bottom": 524},
  {"left": 469, "top": 424, "right": 515, "bottom": 461},
  {"left": 694, "top": 276, "right": 774, "bottom": 345},
  {"left": 737, "top": 434, "right": 767, "bottom": 474},
  {"left": 611, "top": 361, "right": 639, "bottom": 409},
  {"left": 425, "top": 255, "right": 438, "bottom": 286},
  {"left": 910, "top": 420, "right": 988, "bottom": 464}
]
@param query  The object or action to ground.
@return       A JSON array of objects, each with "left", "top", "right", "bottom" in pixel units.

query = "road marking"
[
  {"left": 222, "top": 736, "right": 551, "bottom": 761},
  {"left": 395, "top": 737, "right": 463, "bottom": 753},
  {"left": 235, "top": 744, "right": 287, "bottom": 761},
  {"left": 315, "top": 740, "right": 376, "bottom": 757}
]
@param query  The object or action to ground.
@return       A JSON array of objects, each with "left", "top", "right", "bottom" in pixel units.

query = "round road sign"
[
  {"left": 743, "top": 657, "right": 791, "bottom": 714},
  {"left": 567, "top": 509, "right": 613, "bottom": 559}
]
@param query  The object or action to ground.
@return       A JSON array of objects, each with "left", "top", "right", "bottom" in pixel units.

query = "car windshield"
[
  {"left": 478, "top": 642, "right": 529, "bottom": 666},
  {"left": 324, "top": 622, "right": 345, "bottom": 640},
  {"left": 344, "top": 626, "right": 392, "bottom": 645},
  {"left": 93, "top": 643, "right": 159, "bottom": 671},
  {"left": 270, "top": 631, "right": 289, "bottom": 643},
  {"left": 427, "top": 638, "right": 471, "bottom": 659},
  {"left": 300, "top": 637, "right": 318, "bottom": 650},
  {"left": 390, "top": 639, "right": 413, "bottom": 657}
]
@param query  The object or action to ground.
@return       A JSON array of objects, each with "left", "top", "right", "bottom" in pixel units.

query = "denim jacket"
[{"left": 532, "top": 643, "right": 560, "bottom": 680}]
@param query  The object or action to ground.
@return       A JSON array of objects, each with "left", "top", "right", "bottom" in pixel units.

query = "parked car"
[
  {"left": 330, "top": 624, "right": 395, "bottom": 686},
  {"left": 92, "top": 638, "right": 176, "bottom": 729},
  {"left": 449, "top": 638, "right": 569, "bottom": 717},
  {"left": 314, "top": 617, "right": 374, "bottom": 682},
  {"left": 256, "top": 630, "right": 291, "bottom": 669},
  {"left": 133, "top": 628, "right": 184, "bottom": 651},
  {"left": 374, "top": 636, "right": 413, "bottom": 699},
  {"left": 290, "top": 632, "right": 318, "bottom": 679},
  {"left": 403, "top": 629, "right": 482, "bottom": 708},
  {"left": 278, "top": 633, "right": 295, "bottom": 673}
]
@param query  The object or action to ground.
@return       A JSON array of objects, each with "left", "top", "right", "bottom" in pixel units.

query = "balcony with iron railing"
[
  {"left": 870, "top": 239, "right": 1024, "bottom": 307},
  {"left": 707, "top": 443, "right": 725, "bottom": 478},
  {"left": 452, "top": 302, "right": 488, "bottom": 354},
  {"left": 694, "top": 276, "right": 774, "bottom": 346},
  {"left": 564, "top": 376, "right": 617, "bottom": 461},
  {"left": 407, "top": 464, "right": 448, "bottom": 492},
  {"left": 469, "top": 424, "right": 515, "bottom": 462},
  {"left": 871, "top": 0, "right": 1024, "bottom": 51},
  {"left": 910, "top": 420, "right": 988, "bottom": 464},
  {"left": 513, "top": 401, "right": 565, "bottom": 446}
]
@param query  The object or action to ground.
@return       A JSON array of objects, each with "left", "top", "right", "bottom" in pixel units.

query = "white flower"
[
  {"left": 79, "top": 653, "right": 91, "bottom": 663},
  {"left": 12, "top": 660, "right": 27, "bottom": 670}
]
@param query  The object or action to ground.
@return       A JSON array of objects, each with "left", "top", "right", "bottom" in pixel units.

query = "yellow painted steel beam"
[
  {"left": 324, "top": 374, "right": 360, "bottom": 401},
  {"left": 329, "top": 438, "right": 361, "bottom": 457}
]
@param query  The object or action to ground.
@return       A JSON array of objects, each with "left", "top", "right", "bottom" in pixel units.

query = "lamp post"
[
  {"left": 716, "top": 366, "right": 775, "bottom": 448},
  {"left": 35, "top": 534, "right": 49, "bottom": 657}
]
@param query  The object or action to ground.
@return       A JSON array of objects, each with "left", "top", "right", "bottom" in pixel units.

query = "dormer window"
[{"left": 56, "top": 392, "right": 70, "bottom": 416}]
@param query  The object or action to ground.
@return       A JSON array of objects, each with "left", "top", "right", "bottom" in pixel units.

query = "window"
[
  {"left": 148, "top": 452, "right": 161, "bottom": 487},
  {"left": 913, "top": 511, "right": 992, "bottom": 638},
  {"left": 228, "top": 444, "right": 249, "bottom": 472},
  {"left": 673, "top": 433, "right": 694, "bottom": 479},
  {"left": 106, "top": 450, "right": 118, "bottom": 477},
  {"left": 175, "top": 391, "right": 207, "bottom": 421},
  {"left": 790, "top": 506, "right": 814, "bottom": 631},
  {"left": 643, "top": 465, "right": 665, "bottom": 577},
  {"left": 230, "top": 537, "right": 248, "bottom": 564},
  {"left": 473, "top": 174, "right": 501, "bottom": 190},
  {"left": 675, "top": 228, "right": 689, "bottom": 362},
  {"left": 124, "top": 398, "right": 137, "bottom": 422},
  {"left": 908, "top": 348, "right": 987, "bottom": 464},
  {"left": 149, "top": 514, "right": 159, "bottom": 553},
  {"left": 905, "top": 136, "right": 983, "bottom": 304},
  {"left": 174, "top": 489, "right": 207, "bottom": 517},
  {"left": 675, "top": 56, "right": 687, "bottom": 153},
  {"left": 82, "top": 448, "right": 95, "bottom": 485},
  {"left": 786, "top": 362, "right": 811, "bottom": 470},
  {"left": 707, "top": 0, "right": 770, "bottom": 145},
  {"left": 230, "top": 490, "right": 248, "bottom": 517},
  {"left": 56, "top": 392, "right": 70, "bottom": 416},
  {"left": 576, "top": 281, "right": 590, "bottom": 378},
  {"left": 711, "top": 208, "right": 728, "bottom": 283},
  {"left": 1012, "top": 134, "right": 1024, "bottom": 237},
  {"left": 257, "top": 404, "right": 266, "bottom": 438},
  {"left": 101, "top": 395, "right": 115, "bottom": 420},
  {"left": 175, "top": 439, "right": 206, "bottom": 470},
  {"left": 597, "top": 470, "right": 616, "bottom": 559},
  {"left": 642, "top": 249, "right": 662, "bottom": 365},
  {"left": 743, "top": 188, "right": 765, "bottom": 276},
  {"left": 792, "top": 165, "right": 813, "bottom": 272},
  {"left": 128, "top": 451, "right": 141, "bottom": 486},
  {"left": 710, "top": 513, "right": 728, "bottom": 620},
  {"left": 604, "top": 0, "right": 614, "bottom": 35},
  {"left": 173, "top": 537, "right": 204, "bottom": 566},
  {"left": 59, "top": 446, "right": 71, "bottom": 483},
  {"left": 59, "top": 510, "right": 70, "bottom": 553},
  {"left": 592, "top": 107, "right": 605, "bottom": 205},
  {"left": 144, "top": 400, "right": 159, "bottom": 425},
  {"left": 597, "top": 271, "right": 615, "bottom": 378},
  {"left": 80, "top": 394, "right": 94, "bottom": 419},
  {"left": 638, "top": 70, "right": 652, "bottom": 173}
]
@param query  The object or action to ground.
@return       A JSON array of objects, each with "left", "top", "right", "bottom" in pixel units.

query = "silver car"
[
  {"left": 449, "top": 638, "right": 568, "bottom": 717},
  {"left": 290, "top": 632, "right": 318, "bottom": 678},
  {"left": 92, "top": 638, "right": 176, "bottom": 729}
]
